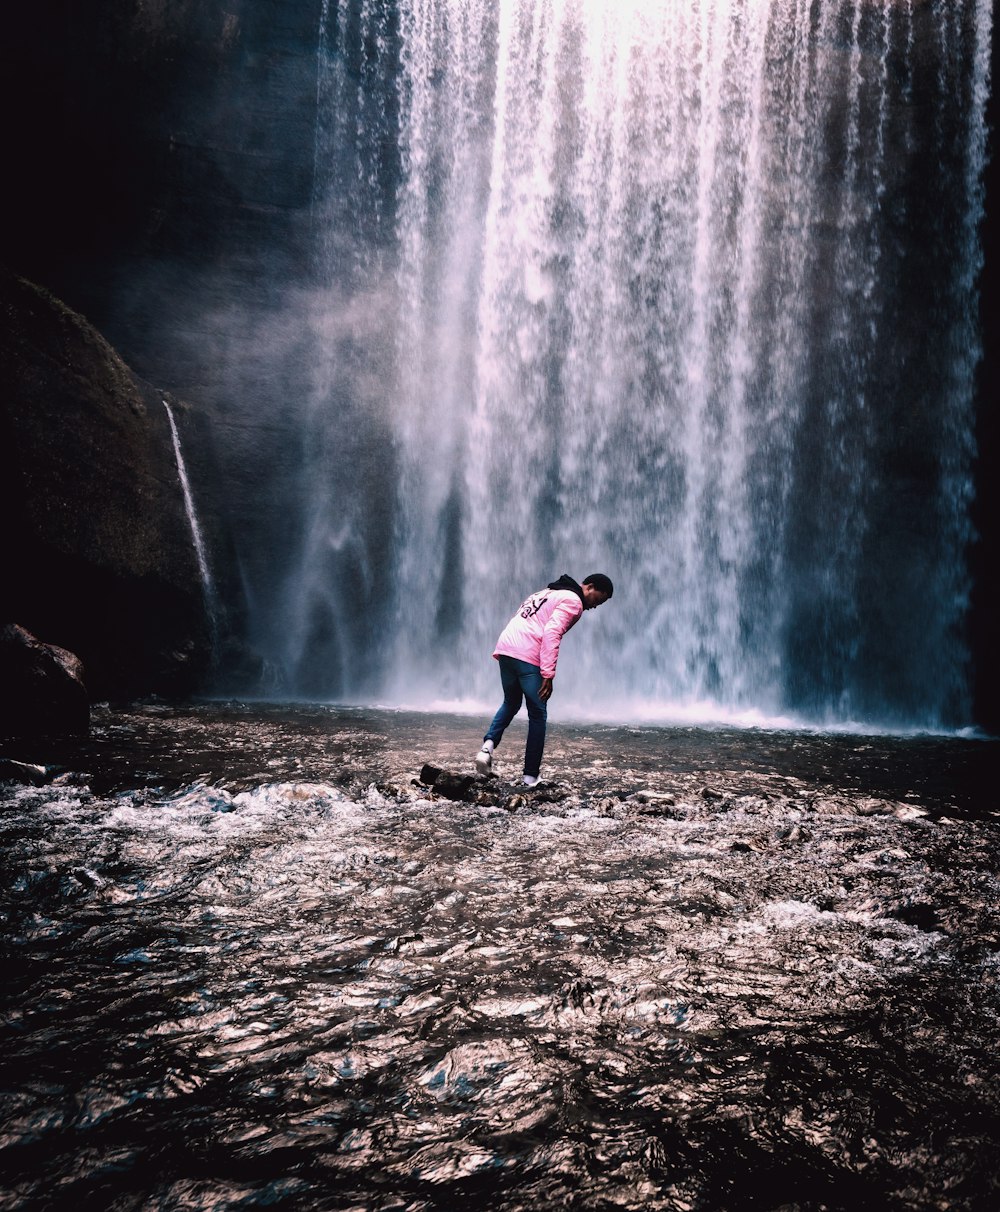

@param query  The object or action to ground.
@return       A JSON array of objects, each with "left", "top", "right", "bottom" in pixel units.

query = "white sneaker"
[
  {"left": 475, "top": 741, "right": 494, "bottom": 776},
  {"left": 522, "top": 774, "right": 540, "bottom": 787}
]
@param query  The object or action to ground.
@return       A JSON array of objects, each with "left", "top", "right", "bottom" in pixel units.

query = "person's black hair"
[{"left": 583, "top": 573, "right": 614, "bottom": 598}]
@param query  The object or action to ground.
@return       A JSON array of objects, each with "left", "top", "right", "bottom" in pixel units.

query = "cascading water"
[
  {"left": 300, "top": 0, "right": 992, "bottom": 728},
  {"left": 164, "top": 399, "right": 220, "bottom": 641}
]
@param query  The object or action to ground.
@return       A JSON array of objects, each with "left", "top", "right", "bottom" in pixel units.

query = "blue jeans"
[{"left": 485, "top": 656, "right": 547, "bottom": 777}]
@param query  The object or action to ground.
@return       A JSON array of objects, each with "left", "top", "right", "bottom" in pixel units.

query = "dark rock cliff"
[
  {"left": 0, "top": 272, "right": 211, "bottom": 699},
  {"left": 2, "top": 0, "right": 322, "bottom": 376},
  {"left": 1, "top": 1, "right": 332, "bottom": 694}
]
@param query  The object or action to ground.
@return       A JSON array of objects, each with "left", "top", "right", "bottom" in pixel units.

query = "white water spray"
[{"left": 305, "top": 0, "right": 991, "bottom": 727}]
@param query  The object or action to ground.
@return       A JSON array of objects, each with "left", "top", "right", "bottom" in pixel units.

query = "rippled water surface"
[{"left": 2, "top": 704, "right": 999, "bottom": 1210}]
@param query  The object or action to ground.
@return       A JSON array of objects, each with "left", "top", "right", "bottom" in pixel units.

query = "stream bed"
[{"left": 1, "top": 703, "right": 999, "bottom": 1210}]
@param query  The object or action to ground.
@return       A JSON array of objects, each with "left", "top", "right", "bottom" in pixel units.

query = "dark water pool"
[{"left": 1, "top": 703, "right": 998, "bottom": 1210}]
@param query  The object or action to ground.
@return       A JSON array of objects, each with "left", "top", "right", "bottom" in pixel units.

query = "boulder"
[
  {"left": 0, "top": 624, "right": 89, "bottom": 738},
  {"left": 0, "top": 758, "right": 50, "bottom": 785},
  {"left": 419, "top": 764, "right": 477, "bottom": 802},
  {"left": 0, "top": 272, "right": 211, "bottom": 698}
]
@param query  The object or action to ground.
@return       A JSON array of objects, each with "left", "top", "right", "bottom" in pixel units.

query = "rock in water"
[
  {"left": 0, "top": 624, "right": 89, "bottom": 737},
  {"left": 0, "top": 757, "right": 50, "bottom": 785},
  {"left": 419, "top": 764, "right": 476, "bottom": 801}
]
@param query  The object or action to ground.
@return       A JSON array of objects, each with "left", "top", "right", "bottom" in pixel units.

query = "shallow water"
[{"left": 1, "top": 703, "right": 999, "bottom": 1210}]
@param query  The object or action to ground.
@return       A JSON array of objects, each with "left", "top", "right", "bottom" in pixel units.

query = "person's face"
[{"left": 581, "top": 584, "right": 610, "bottom": 610}]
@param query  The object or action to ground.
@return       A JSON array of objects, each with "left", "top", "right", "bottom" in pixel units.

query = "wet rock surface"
[
  {"left": 0, "top": 624, "right": 89, "bottom": 738},
  {"left": 0, "top": 272, "right": 211, "bottom": 698},
  {"left": 1, "top": 702, "right": 998, "bottom": 1210}
]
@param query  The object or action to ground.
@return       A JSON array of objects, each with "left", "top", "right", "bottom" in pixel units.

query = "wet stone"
[
  {"left": 634, "top": 790, "right": 676, "bottom": 806},
  {"left": 419, "top": 765, "right": 477, "bottom": 801},
  {"left": 0, "top": 757, "right": 51, "bottom": 785}
]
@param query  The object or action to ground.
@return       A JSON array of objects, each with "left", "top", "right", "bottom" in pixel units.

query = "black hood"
[{"left": 547, "top": 573, "right": 584, "bottom": 603}]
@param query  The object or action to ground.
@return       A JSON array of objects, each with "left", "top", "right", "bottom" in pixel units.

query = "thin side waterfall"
[
  {"left": 164, "top": 400, "right": 219, "bottom": 640},
  {"left": 303, "top": 0, "right": 992, "bottom": 728}
]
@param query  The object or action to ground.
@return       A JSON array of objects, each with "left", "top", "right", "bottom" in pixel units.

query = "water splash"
[
  {"left": 304, "top": 0, "right": 991, "bottom": 729},
  {"left": 269, "top": 0, "right": 399, "bottom": 698}
]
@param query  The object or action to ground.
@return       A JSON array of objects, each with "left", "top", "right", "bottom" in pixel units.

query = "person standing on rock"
[{"left": 474, "top": 573, "right": 614, "bottom": 786}]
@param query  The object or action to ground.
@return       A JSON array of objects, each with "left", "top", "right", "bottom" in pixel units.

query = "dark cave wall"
[{"left": 2, "top": 0, "right": 324, "bottom": 348}]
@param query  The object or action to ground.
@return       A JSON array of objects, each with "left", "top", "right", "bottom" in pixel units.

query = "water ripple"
[{"left": 1, "top": 705, "right": 999, "bottom": 1208}]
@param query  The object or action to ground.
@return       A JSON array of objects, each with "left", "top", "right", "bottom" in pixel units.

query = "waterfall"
[
  {"left": 163, "top": 400, "right": 219, "bottom": 639},
  {"left": 303, "top": 0, "right": 992, "bottom": 727}
]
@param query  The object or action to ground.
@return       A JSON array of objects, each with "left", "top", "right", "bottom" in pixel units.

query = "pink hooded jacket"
[{"left": 493, "top": 581, "right": 584, "bottom": 679}]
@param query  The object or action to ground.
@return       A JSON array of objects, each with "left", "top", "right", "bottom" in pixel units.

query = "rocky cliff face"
[
  {"left": 2, "top": 0, "right": 322, "bottom": 372},
  {"left": 0, "top": 272, "right": 211, "bottom": 699},
  {"left": 2, "top": 1, "right": 330, "bottom": 697}
]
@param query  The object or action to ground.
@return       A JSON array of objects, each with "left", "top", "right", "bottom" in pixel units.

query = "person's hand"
[{"left": 539, "top": 677, "right": 554, "bottom": 702}]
